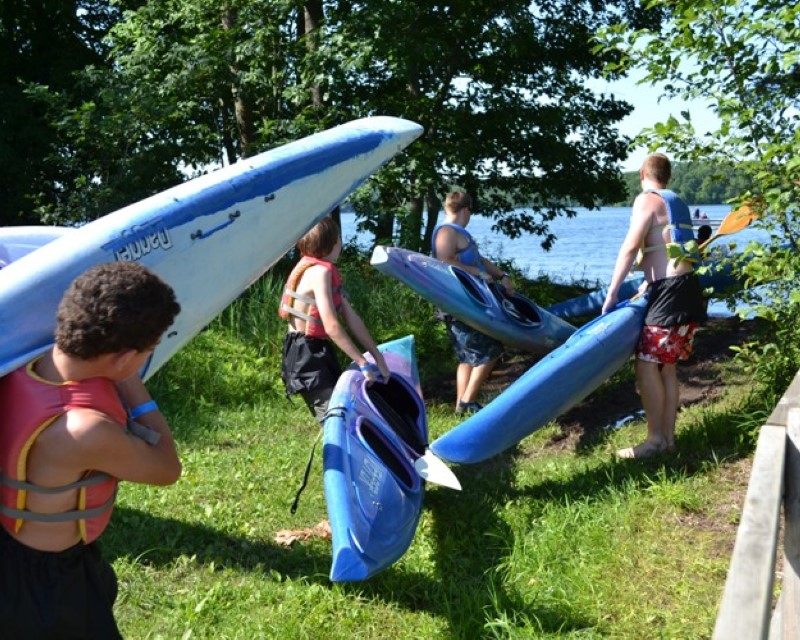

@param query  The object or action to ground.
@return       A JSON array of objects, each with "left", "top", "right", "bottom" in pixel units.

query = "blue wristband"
[
  {"left": 129, "top": 400, "right": 159, "bottom": 420},
  {"left": 360, "top": 363, "right": 378, "bottom": 373}
]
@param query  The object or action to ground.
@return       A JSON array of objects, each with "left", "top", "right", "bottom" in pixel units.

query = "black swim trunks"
[
  {"left": 281, "top": 332, "right": 343, "bottom": 397},
  {"left": 0, "top": 527, "right": 122, "bottom": 639},
  {"left": 644, "top": 273, "right": 707, "bottom": 327}
]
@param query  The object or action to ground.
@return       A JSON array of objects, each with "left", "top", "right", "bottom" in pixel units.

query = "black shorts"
[
  {"left": 0, "top": 527, "right": 122, "bottom": 639},
  {"left": 281, "top": 332, "right": 342, "bottom": 397},
  {"left": 645, "top": 273, "right": 707, "bottom": 327}
]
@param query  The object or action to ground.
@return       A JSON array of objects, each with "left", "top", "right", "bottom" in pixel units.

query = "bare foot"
[{"left": 616, "top": 440, "right": 668, "bottom": 459}]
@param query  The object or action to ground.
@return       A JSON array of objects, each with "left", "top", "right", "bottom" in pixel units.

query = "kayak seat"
[
  {"left": 489, "top": 283, "right": 541, "bottom": 326},
  {"left": 357, "top": 419, "right": 415, "bottom": 489},
  {"left": 366, "top": 378, "right": 426, "bottom": 455}
]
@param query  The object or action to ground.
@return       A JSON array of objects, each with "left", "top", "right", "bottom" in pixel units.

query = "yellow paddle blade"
[{"left": 699, "top": 203, "right": 758, "bottom": 251}]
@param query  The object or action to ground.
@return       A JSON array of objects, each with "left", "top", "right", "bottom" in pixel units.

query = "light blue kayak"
[
  {"left": 0, "top": 117, "right": 423, "bottom": 379},
  {"left": 0, "top": 226, "right": 73, "bottom": 267},
  {"left": 323, "top": 335, "right": 428, "bottom": 582},
  {"left": 431, "top": 296, "right": 649, "bottom": 465},
  {"left": 371, "top": 245, "right": 576, "bottom": 353}
]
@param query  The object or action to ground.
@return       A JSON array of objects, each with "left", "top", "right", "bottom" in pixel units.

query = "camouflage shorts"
[{"left": 446, "top": 318, "right": 503, "bottom": 366}]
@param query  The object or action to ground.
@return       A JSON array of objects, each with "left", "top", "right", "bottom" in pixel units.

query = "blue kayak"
[
  {"left": 371, "top": 245, "right": 576, "bottom": 353},
  {"left": 431, "top": 296, "right": 649, "bottom": 465},
  {"left": 547, "top": 258, "right": 747, "bottom": 320},
  {"left": 323, "top": 335, "right": 429, "bottom": 582}
]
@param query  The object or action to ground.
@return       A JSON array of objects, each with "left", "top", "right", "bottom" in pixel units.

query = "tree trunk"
[
  {"left": 302, "top": 0, "right": 325, "bottom": 109},
  {"left": 373, "top": 207, "right": 395, "bottom": 249},
  {"left": 221, "top": 4, "right": 256, "bottom": 158},
  {"left": 423, "top": 188, "right": 442, "bottom": 255},
  {"left": 400, "top": 196, "right": 424, "bottom": 252}
]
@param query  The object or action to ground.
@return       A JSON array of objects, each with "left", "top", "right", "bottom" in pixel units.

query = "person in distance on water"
[
  {"left": 432, "top": 189, "right": 512, "bottom": 415},
  {"left": 602, "top": 153, "right": 707, "bottom": 459},
  {"left": 279, "top": 216, "right": 390, "bottom": 423},
  {"left": 0, "top": 261, "right": 182, "bottom": 638}
]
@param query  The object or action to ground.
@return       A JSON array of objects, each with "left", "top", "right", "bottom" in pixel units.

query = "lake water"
[{"left": 341, "top": 203, "right": 771, "bottom": 316}]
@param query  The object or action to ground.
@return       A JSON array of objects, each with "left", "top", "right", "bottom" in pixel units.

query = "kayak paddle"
[
  {"left": 414, "top": 450, "right": 462, "bottom": 490},
  {"left": 699, "top": 203, "right": 758, "bottom": 251}
]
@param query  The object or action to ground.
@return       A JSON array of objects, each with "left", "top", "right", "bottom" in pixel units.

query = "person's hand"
[
  {"left": 373, "top": 354, "right": 391, "bottom": 384},
  {"left": 601, "top": 293, "right": 618, "bottom": 315},
  {"left": 477, "top": 271, "right": 493, "bottom": 282},
  {"left": 360, "top": 362, "right": 390, "bottom": 385},
  {"left": 500, "top": 274, "right": 515, "bottom": 296}
]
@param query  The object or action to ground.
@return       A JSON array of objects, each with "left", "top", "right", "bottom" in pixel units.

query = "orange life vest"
[
  {"left": 279, "top": 257, "right": 344, "bottom": 339},
  {"left": 0, "top": 360, "right": 127, "bottom": 543}
]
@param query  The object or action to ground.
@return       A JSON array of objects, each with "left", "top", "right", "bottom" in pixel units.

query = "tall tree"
[
  {"left": 318, "top": 0, "right": 651, "bottom": 251},
  {"left": 0, "top": 0, "right": 126, "bottom": 225}
]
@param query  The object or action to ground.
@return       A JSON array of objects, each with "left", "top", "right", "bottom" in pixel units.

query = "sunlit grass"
[{"left": 110, "top": 259, "right": 764, "bottom": 638}]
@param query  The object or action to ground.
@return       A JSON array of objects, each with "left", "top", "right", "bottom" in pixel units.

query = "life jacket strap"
[
  {"left": 0, "top": 486, "right": 116, "bottom": 523},
  {"left": 0, "top": 470, "right": 111, "bottom": 494}
]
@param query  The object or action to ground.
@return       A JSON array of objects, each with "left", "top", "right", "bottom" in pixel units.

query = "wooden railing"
[{"left": 713, "top": 369, "right": 800, "bottom": 639}]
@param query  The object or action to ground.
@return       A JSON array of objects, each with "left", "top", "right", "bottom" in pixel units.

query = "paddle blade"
[
  {"left": 414, "top": 450, "right": 462, "bottom": 490},
  {"left": 699, "top": 203, "right": 758, "bottom": 250}
]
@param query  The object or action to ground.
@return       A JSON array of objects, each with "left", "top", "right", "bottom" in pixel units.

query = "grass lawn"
[{"left": 106, "top": 264, "right": 763, "bottom": 639}]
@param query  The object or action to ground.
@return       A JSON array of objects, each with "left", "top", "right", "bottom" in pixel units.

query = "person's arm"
[
  {"left": 435, "top": 227, "right": 513, "bottom": 291},
  {"left": 434, "top": 228, "right": 486, "bottom": 279},
  {"left": 480, "top": 257, "right": 514, "bottom": 294},
  {"left": 340, "top": 299, "right": 390, "bottom": 381},
  {"left": 67, "top": 375, "right": 181, "bottom": 486},
  {"left": 310, "top": 267, "right": 379, "bottom": 371},
  {"left": 602, "top": 194, "right": 653, "bottom": 314}
]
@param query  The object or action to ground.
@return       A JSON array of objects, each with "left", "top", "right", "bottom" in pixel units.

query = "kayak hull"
[{"left": 0, "top": 117, "right": 423, "bottom": 378}]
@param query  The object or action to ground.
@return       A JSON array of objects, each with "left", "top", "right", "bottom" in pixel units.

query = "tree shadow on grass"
[
  {"left": 103, "top": 507, "right": 332, "bottom": 582},
  {"left": 340, "top": 445, "right": 598, "bottom": 637},
  {"left": 352, "top": 404, "right": 755, "bottom": 638}
]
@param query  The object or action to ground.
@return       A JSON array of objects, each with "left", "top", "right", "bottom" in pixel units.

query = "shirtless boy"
[
  {"left": 602, "top": 153, "right": 707, "bottom": 458},
  {"left": 0, "top": 261, "right": 181, "bottom": 638}
]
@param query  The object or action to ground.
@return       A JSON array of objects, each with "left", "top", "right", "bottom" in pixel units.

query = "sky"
[{"left": 588, "top": 71, "right": 720, "bottom": 171}]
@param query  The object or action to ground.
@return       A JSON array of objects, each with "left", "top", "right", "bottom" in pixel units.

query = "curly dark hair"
[{"left": 56, "top": 261, "right": 180, "bottom": 359}]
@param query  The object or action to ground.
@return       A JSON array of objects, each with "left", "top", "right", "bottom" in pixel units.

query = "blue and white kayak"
[
  {"left": 323, "top": 335, "right": 443, "bottom": 582},
  {"left": 431, "top": 296, "right": 649, "bottom": 465},
  {"left": 0, "top": 117, "right": 423, "bottom": 379},
  {"left": 370, "top": 245, "right": 576, "bottom": 353}
]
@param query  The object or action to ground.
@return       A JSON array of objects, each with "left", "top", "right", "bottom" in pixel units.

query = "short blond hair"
[
  {"left": 641, "top": 153, "right": 671, "bottom": 186},
  {"left": 445, "top": 190, "right": 472, "bottom": 214},
  {"left": 296, "top": 216, "right": 340, "bottom": 258}
]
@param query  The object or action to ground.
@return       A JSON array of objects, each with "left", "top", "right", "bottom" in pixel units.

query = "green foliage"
[
  {"left": 5, "top": 0, "right": 650, "bottom": 255},
  {"left": 596, "top": 0, "right": 800, "bottom": 400},
  {"left": 0, "top": 0, "right": 124, "bottom": 225}
]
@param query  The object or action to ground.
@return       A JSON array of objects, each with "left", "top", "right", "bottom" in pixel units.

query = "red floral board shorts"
[{"left": 636, "top": 323, "right": 700, "bottom": 365}]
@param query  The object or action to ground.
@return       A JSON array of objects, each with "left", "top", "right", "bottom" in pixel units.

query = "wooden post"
[
  {"left": 782, "top": 409, "right": 800, "bottom": 639},
  {"left": 713, "top": 424, "right": 786, "bottom": 640}
]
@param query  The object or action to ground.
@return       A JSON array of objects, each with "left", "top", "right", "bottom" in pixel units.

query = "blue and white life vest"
[{"left": 637, "top": 189, "right": 701, "bottom": 266}]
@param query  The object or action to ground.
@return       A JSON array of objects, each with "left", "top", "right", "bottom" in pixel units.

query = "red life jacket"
[
  {"left": 0, "top": 360, "right": 127, "bottom": 544},
  {"left": 279, "top": 257, "right": 344, "bottom": 339}
]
